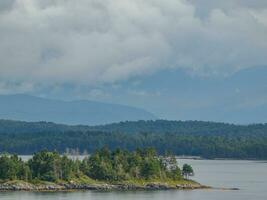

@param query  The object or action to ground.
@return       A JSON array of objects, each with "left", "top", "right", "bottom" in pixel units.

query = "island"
[{"left": 0, "top": 148, "right": 208, "bottom": 191}]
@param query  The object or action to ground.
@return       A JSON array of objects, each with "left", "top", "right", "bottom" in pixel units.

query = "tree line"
[
  {"left": 0, "top": 148, "right": 193, "bottom": 183},
  {"left": 0, "top": 131, "right": 267, "bottom": 159},
  {"left": 0, "top": 119, "right": 267, "bottom": 159}
]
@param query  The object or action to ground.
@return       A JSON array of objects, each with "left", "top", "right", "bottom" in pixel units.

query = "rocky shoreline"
[{"left": 0, "top": 181, "right": 210, "bottom": 192}]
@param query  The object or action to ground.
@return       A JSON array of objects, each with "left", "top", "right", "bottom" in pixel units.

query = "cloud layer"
[{"left": 0, "top": 0, "right": 267, "bottom": 88}]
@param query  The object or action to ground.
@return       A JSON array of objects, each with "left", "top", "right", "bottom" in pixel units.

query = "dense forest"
[
  {"left": 0, "top": 119, "right": 267, "bottom": 159},
  {"left": 0, "top": 148, "right": 192, "bottom": 184}
]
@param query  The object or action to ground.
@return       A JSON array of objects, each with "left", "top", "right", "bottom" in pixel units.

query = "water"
[{"left": 0, "top": 159, "right": 266, "bottom": 200}]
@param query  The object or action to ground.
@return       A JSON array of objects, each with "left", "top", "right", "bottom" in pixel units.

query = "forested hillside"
[
  {"left": 1, "top": 119, "right": 267, "bottom": 135},
  {"left": 0, "top": 119, "right": 267, "bottom": 159},
  {"left": 91, "top": 120, "right": 267, "bottom": 135}
]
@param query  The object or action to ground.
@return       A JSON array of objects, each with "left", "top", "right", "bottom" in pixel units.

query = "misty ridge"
[{"left": 0, "top": 94, "right": 156, "bottom": 125}]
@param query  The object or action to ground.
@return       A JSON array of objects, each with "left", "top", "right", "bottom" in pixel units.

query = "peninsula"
[{"left": 0, "top": 148, "right": 207, "bottom": 191}]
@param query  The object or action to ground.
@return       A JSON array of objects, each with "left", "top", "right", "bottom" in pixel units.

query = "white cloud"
[
  {"left": 127, "top": 89, "right": 161, "bottom": 97},
  {"left": 0, "top": 0, "right": 267, "bottom": 91},
  {"left": 88, "top": 89, "right": 110, "bottom": 99},
  {"left": 0, "top": 81, "right": 34, "bottom": 94}
]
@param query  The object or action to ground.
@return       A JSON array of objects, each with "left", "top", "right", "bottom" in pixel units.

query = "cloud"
[
  {"left": 127, "top": 89, "right": 161, "bottom": 97},
  {"left": 0, "top": 81, "right": 34, "bottom": 94},
  {"left": 0, "top": 0, "right": 267, "bottom": 91},
  {"left": 0, "top": 0, "right": 15, "bottom": 12}
]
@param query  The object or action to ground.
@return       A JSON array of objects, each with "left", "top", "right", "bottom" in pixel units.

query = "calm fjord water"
[{"left": 0, "top": 159, "right": 266, "bottom": 200}]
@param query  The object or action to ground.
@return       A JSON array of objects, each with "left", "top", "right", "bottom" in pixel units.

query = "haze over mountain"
[
  {"left": 18, "top": 66, "right": 265, "bottom": 125},
  {"left": 0, "top": 94, "right": 156, "bottom": 125},
  {"left": 0, "top": 1, "right": 267, "bottom": 124}
]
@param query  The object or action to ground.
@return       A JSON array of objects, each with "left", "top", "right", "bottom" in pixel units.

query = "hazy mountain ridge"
[{"left": 0, "top": 94, "right": 156, "bottom": 125}]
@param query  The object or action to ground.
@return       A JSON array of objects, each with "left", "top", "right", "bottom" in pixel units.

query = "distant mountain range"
[
  {"left": 0, "top": 94, "right": 156, "bottom": 125},
  {"left": 119, "top": 66, "right": 267, "bottom": 124}
]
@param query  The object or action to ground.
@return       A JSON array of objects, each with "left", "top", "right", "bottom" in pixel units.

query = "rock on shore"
[{"left": 0, "top": 181, "right": 209, "bottom": 192}]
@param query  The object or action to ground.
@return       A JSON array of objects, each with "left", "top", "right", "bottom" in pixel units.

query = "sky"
[{"left": 0, "top": 0, "right": 267, "bottom": 123}]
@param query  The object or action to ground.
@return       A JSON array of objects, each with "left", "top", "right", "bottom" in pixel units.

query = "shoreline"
[{"left": 0, "top": 180, "right": 210, "bottom": 192}]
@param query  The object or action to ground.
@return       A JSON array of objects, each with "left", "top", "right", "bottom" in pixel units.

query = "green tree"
[
  {"left": 141, "top": 159, "right": 161, "bottom": 179},
  {"left": 182, "top": 164, "right": 194, "bottom": 179},
  {"left": 0, "top": 155, "right": 18, "bottom": 180},
  {"left": 28, "top": 150, "right": 62, "bottom": 181},
  {"left": 0, "top": 154, "right": 30, "bottom": 181}
]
